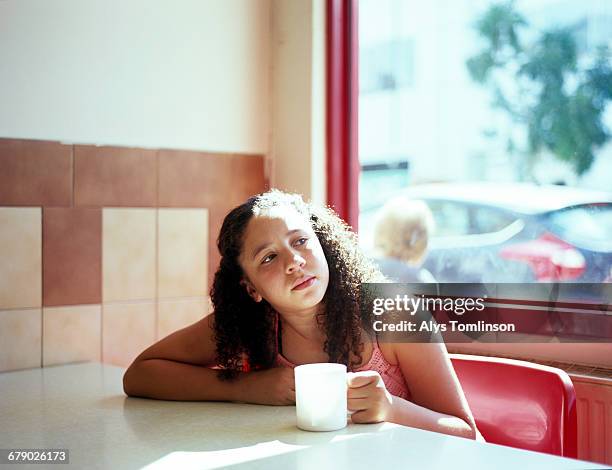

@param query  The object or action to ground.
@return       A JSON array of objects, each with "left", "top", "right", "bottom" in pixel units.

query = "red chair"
[{"left": 450, "top": 353, "right": 577, "bottom": 458}]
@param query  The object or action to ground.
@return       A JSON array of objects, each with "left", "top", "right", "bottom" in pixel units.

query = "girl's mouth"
[{"left": 292, "top": 276, "right": 316, "bottom": 291}]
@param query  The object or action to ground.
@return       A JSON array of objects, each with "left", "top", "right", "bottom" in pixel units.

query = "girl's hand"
[
  {"left": 347, "top": 371, "right": 394, "bottom": 423},
  {"left": 241, "top": 367, "right": 295, "bottom": 406}
]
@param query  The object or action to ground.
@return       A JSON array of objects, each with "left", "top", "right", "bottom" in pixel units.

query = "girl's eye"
[
  {"left": 295, "top": 237, "right": 308, "bottom": 246},
  {"left": 261, "top": 253, "right": 276, "bottom": 265}
]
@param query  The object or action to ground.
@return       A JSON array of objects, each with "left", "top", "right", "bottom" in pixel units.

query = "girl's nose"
[{"left": 286, "top": 250, "right": 306, "bottom": 274}]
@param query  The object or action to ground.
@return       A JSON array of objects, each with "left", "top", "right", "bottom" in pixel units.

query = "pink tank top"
[{"left": 274, "top": 316, "right": 412, "bottom": 401}]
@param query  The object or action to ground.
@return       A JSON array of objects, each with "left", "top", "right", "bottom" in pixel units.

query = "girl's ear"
[{"left": 240, "top": 278, "right": 263, "bottom": 303}]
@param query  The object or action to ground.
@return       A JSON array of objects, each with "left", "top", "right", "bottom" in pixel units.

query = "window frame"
[{"left": 326, "top": 0, "right": 360, "bottom": 231}]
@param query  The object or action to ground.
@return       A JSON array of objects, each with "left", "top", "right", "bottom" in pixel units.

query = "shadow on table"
[{"left": 119, "top": 396, "right": 392, "bottom": 454}]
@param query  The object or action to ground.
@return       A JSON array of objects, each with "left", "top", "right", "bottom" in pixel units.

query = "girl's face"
[{"left": 238, "top": 206, "right": 330, "bottom": 318}]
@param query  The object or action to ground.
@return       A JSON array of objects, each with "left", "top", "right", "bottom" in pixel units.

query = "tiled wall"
[{"left": 0, "top": 138, "right": 266, "bottom": 372}]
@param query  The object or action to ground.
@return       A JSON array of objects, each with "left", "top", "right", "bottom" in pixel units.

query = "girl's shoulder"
[
  {"left": 378, "top": 341, "right": 399, "bottom": 366},
  {"left": 356, "top": 336, "right": 399, "bottom": 369},
  {"left": 357, "top": 339, "right": 412, "bottom": 400}
]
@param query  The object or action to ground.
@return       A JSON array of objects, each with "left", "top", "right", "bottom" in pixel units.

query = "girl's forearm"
[
  {"left": 123, "top": 358, "right": 244, "bottom": 401},
  {"left": 388, "top": 395, "right": 480, "bottom": 440}
]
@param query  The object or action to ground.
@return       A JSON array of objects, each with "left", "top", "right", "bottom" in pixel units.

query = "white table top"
[{"left": 0, "top": 363, "right": 607, "bottom": 470}]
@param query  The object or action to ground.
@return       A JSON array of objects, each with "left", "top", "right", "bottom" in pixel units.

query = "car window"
[
  {"left": 427, "top": 201, "right": 470, "bottom": 236},
  {"left": 546, "top": 204, "right": 612, "bottom": 249},
  {"left": 427, "top": 202, "right": 517, "bottom": 236},
  {"left": 469, "top": 207, "right": 518, "bottom": 234}
]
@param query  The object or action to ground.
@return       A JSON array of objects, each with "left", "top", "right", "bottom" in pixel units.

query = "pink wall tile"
[
  {"left": 0, "top": 139, "right": 72, "bottom": 206},
  {"left": 43, "top": 208, "right": 102, "bottom": 306},
  {"left": 230, "top": 154, "right": 268, "bottom": 202},
  {"left": 158, "top": 150, "right": 232, "bottom": 208},
  {"left": 74, "top": 145, "right": 157, "bottom": 207},
  {"left": 0, "top": 309, "right": 42, "bottom": 372},
  {"left": 158, "top": 151, "right": 266, "bottom": 208}
]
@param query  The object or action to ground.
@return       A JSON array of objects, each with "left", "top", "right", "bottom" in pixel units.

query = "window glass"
[
  {"left": 546, "top": 204, "right": 612, "bottom": 248},
  {"left": 470, "top": 207, "right": 518, "bottom": 234},
  {"left": 427, "top": 201, "right": 471, "bottom": 237},
  {"left": 358, "top": 0, "right": 612, "bottom": 286},
  {"left": 360, "top": 39, "right": 415, "bottom": 93}
]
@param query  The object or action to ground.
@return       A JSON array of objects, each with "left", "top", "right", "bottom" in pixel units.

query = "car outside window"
[
  {"left": 470, "top": 207, "right": 518, "bottom": 235},
  {"left": 427, "top": 201, "right": 470, "bottom": 237},
  {"left": 546, "top": 204, "right": 612, "bottom": 250}
]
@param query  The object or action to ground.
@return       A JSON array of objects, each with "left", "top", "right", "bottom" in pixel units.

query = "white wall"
[
  {"left": 269, "top": 0, "right": 326, "bottom": 205},
  {"left": 0, "top": 0, "right": 270, "bottom": 154}
]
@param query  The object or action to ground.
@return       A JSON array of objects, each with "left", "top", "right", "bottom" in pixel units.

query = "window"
[
  {"left": 357, "top": 0, "right": 612, "bottom": 363},
  {"left": 358, "top": 0, "right": 612, "bottom": 284},
  {"left": 360, "top": 39, "right": 415, "bottom": 93},
  {"left": 470, "top": 207, "right": 517, "bottom": 234},
  {"left": 546, "top": 204, "right": 612, "bottom": 250},
  {"left": 427, "top": 201, "right": 471, "bottom": 237}
]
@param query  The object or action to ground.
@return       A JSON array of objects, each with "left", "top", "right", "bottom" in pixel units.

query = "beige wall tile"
[
  {"left": 103, "top": 208, "right": 156, "bottom": 302},
  {"left": 158, "top": 209, "right": 208, "bottom": 298},
  {"left": 158, "top": 297, "right": 210, "bottom": 340},
  {"left": 0, "top": 208, "right": 41, "bottom": 309},
  {"left": 43, "top": 305, "right": 101, "bottom": 366},
  {"left": 0, "top": 309, "right": 42, "bottom": 372},
  {"left": 102, "top": 302, "right": 156, "bottom": 368}
]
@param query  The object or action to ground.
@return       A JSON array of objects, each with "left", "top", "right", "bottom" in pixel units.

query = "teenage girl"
[{"left": 123, "top": 190, "right": 482, "bottom": 440}]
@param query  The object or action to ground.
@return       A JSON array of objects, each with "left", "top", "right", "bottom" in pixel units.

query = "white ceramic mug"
[{"left": 294, "top": 363, "right": 347, "bottom": 432}]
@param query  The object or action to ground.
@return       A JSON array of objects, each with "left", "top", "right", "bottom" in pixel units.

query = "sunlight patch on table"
[{"left": 142, "top": 440, "right": 307, "bottom": 470}]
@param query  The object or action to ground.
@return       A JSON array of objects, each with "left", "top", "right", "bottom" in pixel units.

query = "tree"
[{"left": 467, "top": 1, "right": 612, "bottom": 177}]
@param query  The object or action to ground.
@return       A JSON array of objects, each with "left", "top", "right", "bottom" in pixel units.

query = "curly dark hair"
[{"left": 211, "top": 189, "right": 383, "bottom": 380}]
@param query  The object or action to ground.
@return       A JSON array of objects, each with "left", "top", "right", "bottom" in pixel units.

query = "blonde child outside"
[
  {"left": 373, "top": 197, "right": 436, "bottom": 283},
  {"left": 123, "top": 190, "right": 482, "bottom": 440}
]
